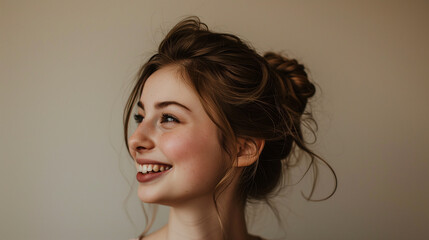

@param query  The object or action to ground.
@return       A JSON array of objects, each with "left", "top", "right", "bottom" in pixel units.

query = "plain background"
[{"left": 1, "top": 0, "right": 428, "bottom": 239}]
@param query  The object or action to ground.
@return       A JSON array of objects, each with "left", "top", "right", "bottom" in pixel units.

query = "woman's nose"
[{"left": 128, "top": 122, "right": 155, "bottom": 154}]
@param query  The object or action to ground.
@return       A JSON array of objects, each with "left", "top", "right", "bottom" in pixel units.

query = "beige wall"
[{"left": 1, "top": 0, "right": 428, "bottom": 239}]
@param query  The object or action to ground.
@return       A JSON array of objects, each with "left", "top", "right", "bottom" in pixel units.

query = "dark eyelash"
[
  {"left": 161, "top": 113, "right": 180, "bottom": 123},
  {"left": 133, "top": 114, "right": 144, "bottom": 123}
]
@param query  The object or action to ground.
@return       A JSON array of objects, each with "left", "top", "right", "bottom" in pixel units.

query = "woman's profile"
[{"left": 123, "top": 16, "right": 336, "bottom": 240}]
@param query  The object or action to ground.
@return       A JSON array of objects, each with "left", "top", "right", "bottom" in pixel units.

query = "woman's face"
[{"left": 128, "top": 65, "right": 226, "bottom": 206}]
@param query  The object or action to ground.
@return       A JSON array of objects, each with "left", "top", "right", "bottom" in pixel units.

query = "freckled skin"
[{"left": 128, "top": 65, "right": 226, "bottom": 207}]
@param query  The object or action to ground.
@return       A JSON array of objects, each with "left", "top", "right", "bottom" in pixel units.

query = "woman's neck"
[
  {"left": 146, "top": 170, "right": 259, "bottom": 240},
  {"left": 164, "top": 194, "right": 248, "bottom": 240}
]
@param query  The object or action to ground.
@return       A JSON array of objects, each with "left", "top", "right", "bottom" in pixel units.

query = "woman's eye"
[
  {"left": 133, "top": 114, "right": 144, "bottom": 123},
  {"left": 161, "top": 113, "right": 180, "bottom": 124}
]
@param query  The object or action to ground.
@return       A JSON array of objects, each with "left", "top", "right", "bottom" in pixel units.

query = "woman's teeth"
[{"left": 138, "top": 164, "right": 171, "bottom": 174}]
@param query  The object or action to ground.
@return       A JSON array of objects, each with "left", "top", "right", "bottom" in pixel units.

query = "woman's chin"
[
  {"left": 138, "top": 189, "right": 160, "bottom": 204},
  {"left": 137, "top": 185, "right": 174, "bottom": 204}
]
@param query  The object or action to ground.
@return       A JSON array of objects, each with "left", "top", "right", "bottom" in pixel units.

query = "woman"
[{"left": 123, "top": 16, "right": 335, "bottom": 240}]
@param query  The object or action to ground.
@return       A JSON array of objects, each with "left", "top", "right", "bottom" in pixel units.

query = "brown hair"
[{"left": 123, "top": 16, "right": 336, "bottom": 238}]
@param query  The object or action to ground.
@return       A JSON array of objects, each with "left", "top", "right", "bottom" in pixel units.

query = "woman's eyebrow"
[{"left": 137, "top": 101, "right": 191, "bottom": 112}]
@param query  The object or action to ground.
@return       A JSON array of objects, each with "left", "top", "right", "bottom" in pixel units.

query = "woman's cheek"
[
  {"left": 161, "top": 131, "right": 210, "bottom": 184},
  {"left": 160, "top": 130, "right": 198, "bottom": 163},
  {"left": 160, "top": 129, "right": 220, "bottom": 173}
]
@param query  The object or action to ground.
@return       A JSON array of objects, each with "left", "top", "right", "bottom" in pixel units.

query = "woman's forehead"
[{"left": 139, "top": 66, "right": 201, "bottom": 111}]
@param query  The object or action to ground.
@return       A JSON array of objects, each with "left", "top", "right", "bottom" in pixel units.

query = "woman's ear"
[{"left": 236, "top": 138, "right": 265, "bottom": 167}]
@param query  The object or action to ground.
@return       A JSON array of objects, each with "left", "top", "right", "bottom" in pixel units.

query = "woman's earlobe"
[{"left": 237, "top": 138, "right": 265, "bottom": 167}]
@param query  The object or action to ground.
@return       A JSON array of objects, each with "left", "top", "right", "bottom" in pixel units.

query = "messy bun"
[
  {"left": 123, "top": 17, "right": 336, "bottom": 235},
  {"left": 264, "top": 52, "right": 315, "bottom": 113},
  {"left": 238, "top": 52, "right": 321, "bottom": 201}
]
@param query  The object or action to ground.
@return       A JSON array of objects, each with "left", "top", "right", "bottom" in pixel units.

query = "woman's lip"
[
  {"left": 135, "top": 158, "right": 172, "bottom": 166},
  {"left": 136, "top": 169, "right": 170, "bottom": 183}
]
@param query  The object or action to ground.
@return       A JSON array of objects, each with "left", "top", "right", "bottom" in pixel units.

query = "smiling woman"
[
  {"left": 129, "top": 66, "right": 226, "bottom": 205},
  {"left": 123, "top": 16, "right": 336, "bottom": 240}
]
